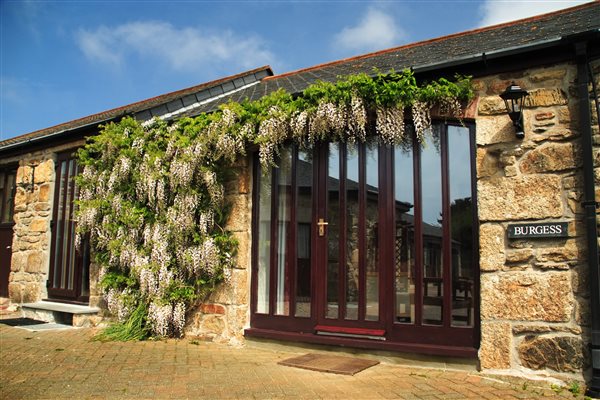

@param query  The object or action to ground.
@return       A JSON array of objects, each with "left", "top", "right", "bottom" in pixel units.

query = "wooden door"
[
  {"left": 0, "top": 168, "right": 16, "bottom": 298},
  {"left": 47, "top": 153, "right": 89, "bottom": 303},
  {"left": 314, "top": 141, "right": 385, "bottom": 337}
]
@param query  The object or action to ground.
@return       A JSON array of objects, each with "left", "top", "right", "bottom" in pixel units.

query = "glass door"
[
  {"left": 250, "top": 123, "right": 479, "bottom": 353},
  {"left": 251, "top": 145, "right": 315, "bottom": 331},
  {"left": 48, "top": 152, "right": 90, "bottom": 303},
  {"left": 314, "top": 140, "right": 385, "bottom": 335}
]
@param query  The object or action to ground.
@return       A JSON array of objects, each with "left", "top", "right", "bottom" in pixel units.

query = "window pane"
[
  {"left": 256, "top": 166, "right": 272, "bottom": 314},
  {"left": 53, "top": 160, "right": 67, "bottom": 288},
  {"left": 448, "top": 126, "right": 474, "bottom": 327},
  {"left": 345, "top": 143, "right": 359, "bottom": 320},
  {"left": 275, "top": 147, "right": 292, "bottom": 315},
  {"left": 6, "top": 173, "right": 16, "bottom": 224},
  {"left": 421, "top": 127, "right": 443, "bottom": 325},
  {"left": 394, "top": 137, "right": 415, "bottom": 324},
  {"left": 0, "top": 172, "right": 4, "bottom": 222},
  {"left": 65, "top": 160, "right": 77, "bottom": 290},
  {"left": 327, "top": 143, "right": 340, "bottom": 319},
  {"left": 295, "top": 150, "right": 312, "bottom": 317},
  {"left": 275, "top": 148, "right": 292, "bottom": 316},
  {"left": 365, "top": 141, "right": 379, "bottom": 321},
  {"left": 1, "top": 172, "right": 16, "bottom": 224}
]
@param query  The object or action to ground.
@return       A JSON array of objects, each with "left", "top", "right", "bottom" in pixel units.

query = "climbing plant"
[{"left": 75, "top": 69, "right": 473, "bottom": 339}]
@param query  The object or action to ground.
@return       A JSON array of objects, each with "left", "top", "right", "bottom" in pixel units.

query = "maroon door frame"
[
  {"left": 47, "top": 152, "right": 90, "bottom": 303},
  {"left": 382, "top": 123, "right": 480, "bottom": 349},
  {"left": 248, "top": 121, "right": 479, "bottom": 357},
  {"left": 0, "top": 167, "right": 17, "bottom": 298},
  {"left": 313, "top": 142, "right": 386, "bottom": 333}
]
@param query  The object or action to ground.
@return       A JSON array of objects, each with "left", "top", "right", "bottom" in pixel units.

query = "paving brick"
[{"left": 0, "top": 320, "right": 587, "bottom": 399}]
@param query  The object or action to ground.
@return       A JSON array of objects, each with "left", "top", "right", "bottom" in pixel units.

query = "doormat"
[
  {"left": 278, "top": 353, "right": 379, "bottom": 375},
  {"left": 0, "top": 317, "right": 46, "bottom": 326},
  {"left": 0, "top": 318, "right": 74, "bottom": 331},
  {"left": 18, "top": 322, "right": 74, "bottom": 331}
]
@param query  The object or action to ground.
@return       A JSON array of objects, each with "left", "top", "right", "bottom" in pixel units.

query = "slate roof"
[
  {"left": 178, "top": 1, "right": 599, "bottom": 117},
  {"left": 1, "top": 1, "right": 599, "bottom": 153}
]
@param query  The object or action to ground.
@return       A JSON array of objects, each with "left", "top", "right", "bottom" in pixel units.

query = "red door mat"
[{"left": 278, "top": 353, "right": 379, "bottom": 375}]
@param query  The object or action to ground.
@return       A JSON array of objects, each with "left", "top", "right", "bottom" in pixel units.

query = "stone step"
[
  {"left": 0, "top": 297, "right": 10, "bottom": 309},
  {"left": 0, "top": 297, "right": 18, "bottom": 314},
  {"left": 22, "top": 301, "right": 101, "bottom": 327}
]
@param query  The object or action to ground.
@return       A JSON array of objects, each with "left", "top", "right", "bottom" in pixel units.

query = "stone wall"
[
  {"left": 475, "top": 62, "right": 596, "bottom": 382},
  {"left": 184, "top": 155, "right": 252, "bottom": 345},
  {"left": 9, "top": 155, "right": 55, "bottom": 303}
]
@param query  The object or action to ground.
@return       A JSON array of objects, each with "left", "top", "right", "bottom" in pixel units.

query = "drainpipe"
[{"left": 575, "top": 41, "right": 600, "bottom": 398}]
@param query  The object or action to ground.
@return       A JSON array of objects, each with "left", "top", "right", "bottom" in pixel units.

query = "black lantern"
[{"left": 500, "top": 82, "right": 529, "bottom": 139}]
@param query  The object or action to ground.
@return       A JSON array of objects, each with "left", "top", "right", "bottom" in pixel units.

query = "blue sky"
[{"left": 0, "top": 0, "right": 590, "bottom": 141}]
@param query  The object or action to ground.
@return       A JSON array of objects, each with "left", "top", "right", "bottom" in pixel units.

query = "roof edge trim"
[{"left": 151, "top": 80, "right": 261, "bottom": 121}]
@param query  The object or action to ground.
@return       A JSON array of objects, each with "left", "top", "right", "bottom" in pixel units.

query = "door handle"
[
  {"left": 317, "top": 218, "right": 328, "bottom": 237},
  {"left": 5, "top": 246, "right": 10, "bottom": 249}
]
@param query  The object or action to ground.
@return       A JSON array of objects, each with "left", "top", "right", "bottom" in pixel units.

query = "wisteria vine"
[{"left": 76, "top": 69, "right": 472, "bottom": 338}]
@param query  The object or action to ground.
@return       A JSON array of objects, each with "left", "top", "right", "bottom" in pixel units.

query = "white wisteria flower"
[
  {"left": 376, "top": 106, "right": 405, "bottom": 145},
  {"left": 412, "top": 101, "right": 432, "bottom": 143}
]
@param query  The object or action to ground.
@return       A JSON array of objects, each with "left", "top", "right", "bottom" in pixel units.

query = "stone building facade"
[
  {"left": 2, "top": 140, "right": 104, "bottom": 318},
  {"left": 179, "top": 60, "right": 600, "bottom": 383},
  {"left": 0, "top": 2, "right": 598, "bottom": 392},
  {"left": 475, "top": 61, "right": 600, "bottom": 380}
]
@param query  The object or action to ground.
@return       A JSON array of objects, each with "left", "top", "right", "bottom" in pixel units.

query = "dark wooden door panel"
[
  {"left": 0, "top": 169, "right": 16, "bottom": 298},
  {"left": 48, "top": 153, "right": 89, "bottom": 303},
  {"left": 0, "top": 226, "right": 12, "bottom": 297}
]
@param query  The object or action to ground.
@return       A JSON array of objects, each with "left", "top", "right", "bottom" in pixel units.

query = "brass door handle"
[{"left": 317, "top": 218, "right": 328, "bottom": 237}]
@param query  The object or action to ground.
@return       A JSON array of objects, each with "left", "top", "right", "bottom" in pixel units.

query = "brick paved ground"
[{"left": 0, "top": 322, "right": 589, "bottom": 400}]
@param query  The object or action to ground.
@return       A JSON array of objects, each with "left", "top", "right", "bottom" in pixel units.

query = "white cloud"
[
  {"left": 333, "top": 7, "right": 405, "bottom": 53},
  {"left": 478, "top": 0, "right": 590, "bottom": 27},
  {"left": 75, "top": 21, "right": 276, "bottom": 71}
]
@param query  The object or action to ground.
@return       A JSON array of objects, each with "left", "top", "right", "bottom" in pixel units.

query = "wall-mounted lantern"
[{"left": 500, "top": 82, "right": 529, "bottom": 139}]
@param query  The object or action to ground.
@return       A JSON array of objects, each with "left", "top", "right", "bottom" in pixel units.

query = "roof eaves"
[{"left": 412, "top": 36, "right": 563, "bottom": 73}]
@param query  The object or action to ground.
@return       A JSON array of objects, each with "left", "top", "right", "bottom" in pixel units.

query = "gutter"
[
  {"left": 574, "top": 41, "right": 600, "bottom": 398},
  {"left": 412, "top": 36, "right": 565, "bottom": 74},
  {"left": 0, "top": 120, "right": 105, "bottom": 153}
]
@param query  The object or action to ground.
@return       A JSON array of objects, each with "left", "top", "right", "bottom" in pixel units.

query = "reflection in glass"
[
  {"left": 275, "top": 148, "right": 292, "bottom": 315},
  {"left": 421, "top": 127, "right": 443, "bottom": 325},
  {"left": 345, "top": 144, "right": 359, "bottom": 320},
  {"left": 53, "top": 161, "right": 67, "bottom": 288},
  {"left": 394, "top": 137, "right": 415, "bottom": 324},
  {"left": 295, "top": 150, "right": 312, "bottom": 317},
  {"left": 1, "top": 173, "right": 16, "bottom": 224},
  {"left": 66, "top": 160, "right": 77, "bottom": 290},
  {"left": 448, "top": 126, "right": 474, "bottom": 327},
  {"left": 365, "top": 141, "right": 379, "bottom": 321},
  {"left": 0, "top": 173, "right": 4, "bottom": 222},
  {"left": 327, "top": 143, "right": 340, "bottom": 319},
  {"left": 256, "top": 166, "right": 272, "bottom": 314}
]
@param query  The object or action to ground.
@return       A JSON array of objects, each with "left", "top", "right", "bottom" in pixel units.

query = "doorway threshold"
[
  {"left": 315, "top": 325, "right": 386, "bottom": 341},
  {"left": 245, "top": 327, "right": 478, "bottom": 358}
]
